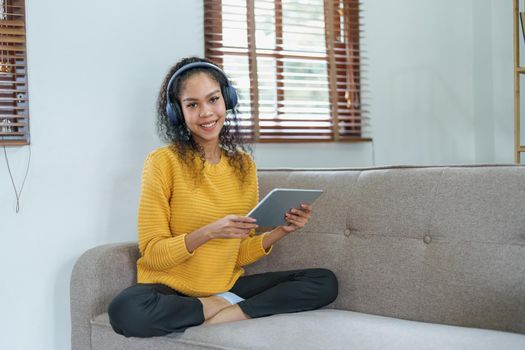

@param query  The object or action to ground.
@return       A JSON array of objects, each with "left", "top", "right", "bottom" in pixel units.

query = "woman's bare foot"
[
  {"left": 203, "top": 304, "right": 250, "bottom": 325},
  {"left": 198, "top": 296, "right": 232, "bottom": 320}
]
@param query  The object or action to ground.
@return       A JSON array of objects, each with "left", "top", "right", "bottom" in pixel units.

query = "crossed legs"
[{"left": 108, "top": 268, "right": 337, "bottom": 337}]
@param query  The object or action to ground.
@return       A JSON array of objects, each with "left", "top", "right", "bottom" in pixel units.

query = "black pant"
[{"left": 108, "top": 268, "right": 338, "bottom": 338}]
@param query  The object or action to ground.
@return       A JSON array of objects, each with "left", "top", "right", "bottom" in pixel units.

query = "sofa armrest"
[{"left": 70, "top": 242, "right": 139, "bottom": 350}]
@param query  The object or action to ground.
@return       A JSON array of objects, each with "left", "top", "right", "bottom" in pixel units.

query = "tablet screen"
[{"left": 247, "top": 188, "right": 323, "bottom": 228}]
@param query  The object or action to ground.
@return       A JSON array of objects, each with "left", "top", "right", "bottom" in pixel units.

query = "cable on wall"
[{"left": 2, "top": 142, "right": 31, "bottom": 213}]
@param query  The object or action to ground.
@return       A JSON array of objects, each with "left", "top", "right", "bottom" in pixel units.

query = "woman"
[{"left": 108, "top": 57, "right": 338, "bottom": 338}]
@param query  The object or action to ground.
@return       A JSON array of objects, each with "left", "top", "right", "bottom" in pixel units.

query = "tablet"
[{"left": 247, "top": 188, "right": 323, "bottom": 228}]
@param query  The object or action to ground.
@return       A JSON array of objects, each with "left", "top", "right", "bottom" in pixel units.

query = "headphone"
[{"left": 165, "top": 62, "right": 239, "bottom": 125}]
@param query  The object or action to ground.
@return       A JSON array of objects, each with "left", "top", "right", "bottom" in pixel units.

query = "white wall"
[
  {"left": 491, "top": 0, "right": 521, "bottom": 164},
  {"left": 364, "top": 0, "right": 476, "bottom": 166},
  {"left": 0, "top": 1, "right": 203, "bottom": 349},
  {"left": 0, "top": 1, "right": 516, "bottom": 349}
]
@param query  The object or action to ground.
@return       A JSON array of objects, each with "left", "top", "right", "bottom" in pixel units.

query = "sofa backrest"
[{"left": 245, "top": 165, "right": 525, "bottom": 334}]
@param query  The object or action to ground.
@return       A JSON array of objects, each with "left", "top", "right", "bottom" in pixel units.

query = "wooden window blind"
[
  {"left": 204, "top": 0, "right": 369, "bottom": 143},
  {"left": 0, "top": 0, "right": 28, "bottom": 147}
]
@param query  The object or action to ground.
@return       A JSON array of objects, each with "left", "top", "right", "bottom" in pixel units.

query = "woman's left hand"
[{"left": 278, "top": 203, "right": 313, "bottom": 234}]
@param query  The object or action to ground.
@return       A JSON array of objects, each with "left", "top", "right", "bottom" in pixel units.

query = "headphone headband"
[
  {"left": 166, "top": 62, "right": 226, "bottom": 96},
  {"left": 165, "top": 62, "right": 238, "bottom": 126}
]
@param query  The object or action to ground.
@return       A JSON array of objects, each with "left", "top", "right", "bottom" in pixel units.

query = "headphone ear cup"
[
  {"left": 223, "top": 85, "right": 238, "bottom": 110},
  {"left": 166, "top": 101, "right": 182, "bottom": 125},
  {"left": 166, "top": 101, "right": 176, "bottom": 125}
]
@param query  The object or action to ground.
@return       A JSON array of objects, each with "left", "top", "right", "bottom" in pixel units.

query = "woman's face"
[{"left": 179, "top": 72, "right": 226, "bottom": 146}]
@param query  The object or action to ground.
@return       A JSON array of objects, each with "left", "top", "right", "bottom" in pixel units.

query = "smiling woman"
[
  {"left": 179, "top": 74, "right": 227, "bottom": 158},
  {"left": 105, "top": 56, "right": 338, "bottom": 338},
  {"left": 156, "top": 57, "right": 252, "bottom": 183}
]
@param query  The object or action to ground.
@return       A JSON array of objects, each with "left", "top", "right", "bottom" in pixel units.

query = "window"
[
  {"left": 204, "top": 0, "right": 369, "bottom": 143},
  {"left": 0, "top": 0, "right": 29, "bottom": 147}
]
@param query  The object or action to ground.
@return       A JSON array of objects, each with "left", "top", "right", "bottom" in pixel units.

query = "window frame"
[
  {"left": 204, "top": 0, "right": 370, "bottom": 143},
  {"left": 0, "top": 0, "right": 29, "bottom": 147}
]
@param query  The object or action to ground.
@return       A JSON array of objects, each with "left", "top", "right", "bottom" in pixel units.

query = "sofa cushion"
[
  {"left": 91, "top": 309, "right": 525, "bottom": 350},
  {"left": 251, "top": 167, "right": 525, "bottom": 333}
]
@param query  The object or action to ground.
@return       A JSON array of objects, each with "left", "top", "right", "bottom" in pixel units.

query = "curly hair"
[{"left": 156, "top": 57, "right": 253, "bottom": 184}]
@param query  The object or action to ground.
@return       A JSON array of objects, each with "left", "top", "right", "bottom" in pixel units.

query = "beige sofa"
[{"left": 71, "top": 165, "right": 525, "bottom": 350}]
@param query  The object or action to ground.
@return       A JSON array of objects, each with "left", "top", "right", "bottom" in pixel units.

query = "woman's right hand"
[{"left": 204, "top": 215, "right": 258, "bottom": 239}]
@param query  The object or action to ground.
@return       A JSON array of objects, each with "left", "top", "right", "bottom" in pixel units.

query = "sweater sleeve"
[
  {"left": 236, "top": 157, "right": 273, "bottom": 267},
  {"left": 138, "top": 153, "right": 194, "bottom": 270},
  {"left": 237, "top": 232, "right": 273, "bottom": 267}
]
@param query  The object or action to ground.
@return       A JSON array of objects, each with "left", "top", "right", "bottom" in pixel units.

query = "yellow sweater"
[{"left": 136, "top": 146, "right": 272, "bottom": 297}]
